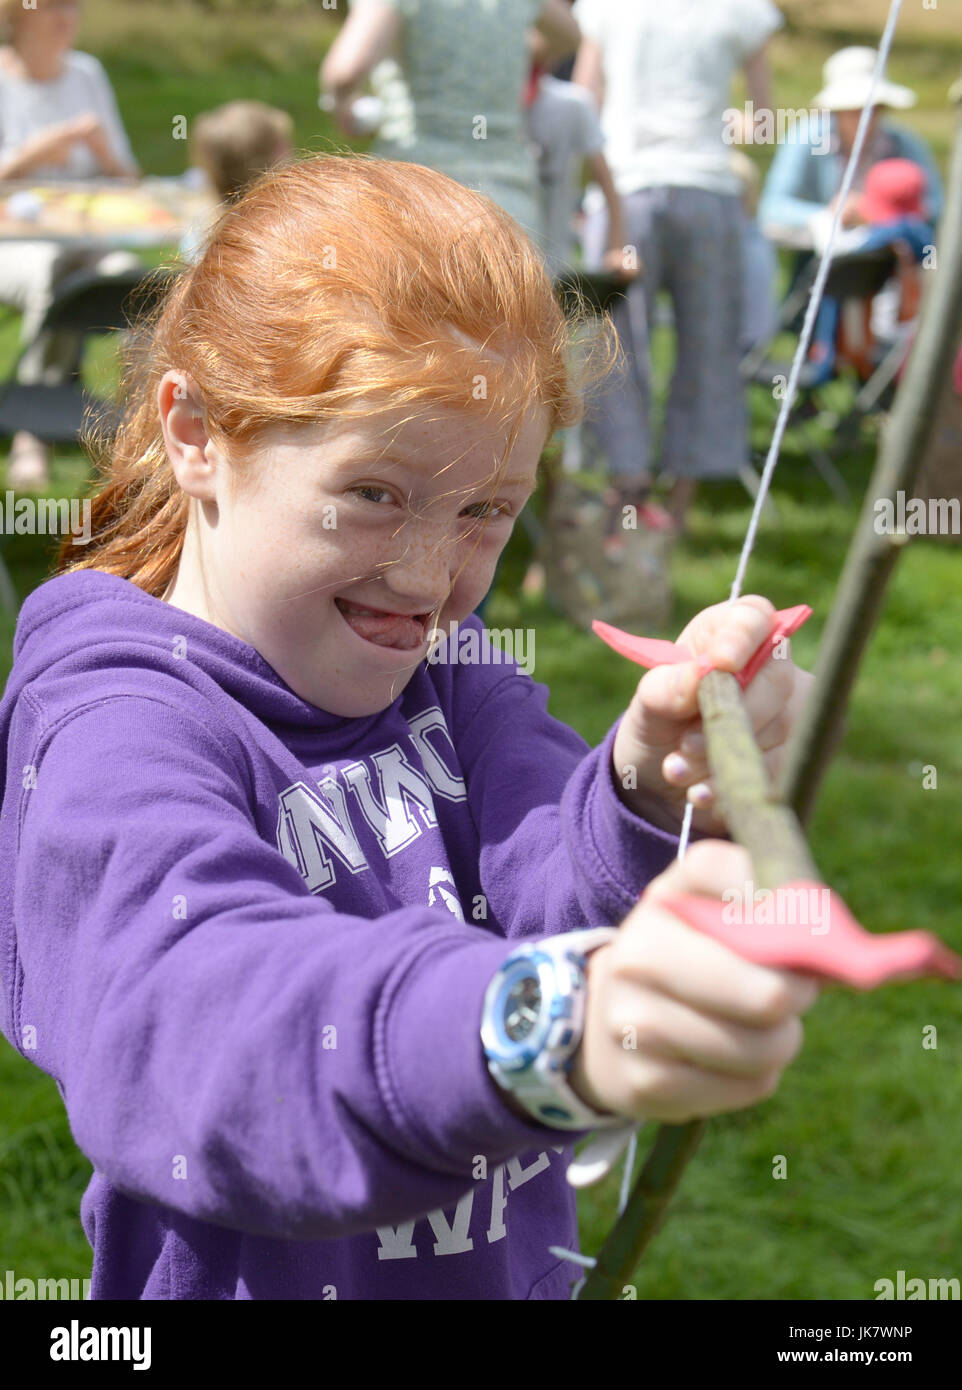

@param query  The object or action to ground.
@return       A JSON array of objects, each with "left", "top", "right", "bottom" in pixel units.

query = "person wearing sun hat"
[{"left": 759, "top": 45, "right": 943, "bottom": 236}]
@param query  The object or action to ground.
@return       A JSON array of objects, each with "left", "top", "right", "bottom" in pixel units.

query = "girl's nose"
[{"left": 383, "top": 529, "right": 453, "bottom": 610}]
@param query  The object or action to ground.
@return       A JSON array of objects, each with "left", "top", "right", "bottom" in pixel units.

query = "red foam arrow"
[
  {"left": 652, "top": 883, "right": 962, "bottom": 988},
  {"left": 593, "top": 604, "right": 813, "bottom": 689}
]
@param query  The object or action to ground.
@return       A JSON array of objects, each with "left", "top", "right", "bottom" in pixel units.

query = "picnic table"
[{"left": 0, "top": 176, "right": 213, "bottom": 249}]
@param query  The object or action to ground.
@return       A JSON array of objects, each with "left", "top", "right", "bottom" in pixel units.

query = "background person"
[
  {"left": 179, "top": 100, "right": 295, "bottom": 264},
  {"left": 758, "top": 47, "right": 944, "bottom": 237},
  {"left": 572, "top": 0, "right": 784, "bottom": 534},
  {"left": 524, "top": 47, "right": 631, "bottom": 281},
  {"left": 0, "top": 0, "right": 139, "bottom": 490},
  {"left": 806, "top": 158, "right": 936, "bottom": 387},
  {"left": 729, "top": 150, "right": 778, "bottom": 357},
  {"left": 320, "top": 0, "right": 581, "bottom": 244}
]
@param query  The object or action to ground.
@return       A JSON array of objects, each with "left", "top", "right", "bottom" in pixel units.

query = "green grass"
[{"left": 1, "top": 1, "right": 960, "bottom": 1299}]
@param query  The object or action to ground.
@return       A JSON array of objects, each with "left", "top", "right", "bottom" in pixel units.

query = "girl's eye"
[
  {"left": 350, "top": 485, "right": 395, "bottom": 505},
  {"left": 461, "top": 501, "right": 512, "bottom": 521},
  {"left": 348, "top": 486, "right": 512, "bottom": 520}
]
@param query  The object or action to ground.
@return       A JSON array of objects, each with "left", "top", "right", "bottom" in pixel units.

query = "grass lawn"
[{"left": 0, "top": 1, "right": 960, "bottom": 1299}]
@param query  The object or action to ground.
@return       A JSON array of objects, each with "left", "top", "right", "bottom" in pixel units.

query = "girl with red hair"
[{"left": 0, "top": 155, "right": 815, "bottom": 1300}]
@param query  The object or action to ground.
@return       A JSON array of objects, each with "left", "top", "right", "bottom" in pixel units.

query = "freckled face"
[{"left": 200, "top": 401, "right": 547, "bottom": 716}]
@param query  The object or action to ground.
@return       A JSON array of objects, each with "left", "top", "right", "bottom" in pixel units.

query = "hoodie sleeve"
[
  {"left": 456, "top": 670, "right": 682, "bottom": 938},
  {"left": 9, "top": 692, "right": 589, "bottom": 1242}
]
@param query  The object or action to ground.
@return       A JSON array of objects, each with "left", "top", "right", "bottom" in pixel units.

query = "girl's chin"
[{"left": 288, "top": 666, "right": 422, "bottom": 717}]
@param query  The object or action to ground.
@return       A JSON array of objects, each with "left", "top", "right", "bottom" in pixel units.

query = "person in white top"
[
  {"left": 0, "top": 0, "right": 139, "bottom": 490},
  {"left": 572, "top": 0, "right": 783, "bottom": 530}
]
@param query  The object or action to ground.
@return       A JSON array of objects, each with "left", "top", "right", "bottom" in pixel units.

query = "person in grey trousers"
[{"left": 572, "top": 0, "right": 784, "bottom": 536}]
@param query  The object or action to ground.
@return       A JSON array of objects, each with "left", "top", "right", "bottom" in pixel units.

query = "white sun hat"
[{"left": 813, "top": 46, "right": 917, "bottom": 111}]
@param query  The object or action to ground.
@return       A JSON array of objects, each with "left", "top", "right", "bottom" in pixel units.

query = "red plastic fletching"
[
  {"left": 592, "top": 605, "right": 813, "bottom": 689},
  {"left": 651, "top": 883, "right": 962, "bottom": 989}
]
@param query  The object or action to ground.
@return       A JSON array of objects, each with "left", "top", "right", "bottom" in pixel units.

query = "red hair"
[{"left": 59, "top": 154, "right": 611, "bottom": 596}]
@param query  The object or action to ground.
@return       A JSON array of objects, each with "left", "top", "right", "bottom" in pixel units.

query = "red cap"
[{"left": 859, "top": 158, "right": 926, "bottom": 224}]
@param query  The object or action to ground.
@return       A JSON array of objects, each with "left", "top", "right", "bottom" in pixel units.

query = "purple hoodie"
[{"left": 0, "top": 569, "right": 682, "bottom": 1300}]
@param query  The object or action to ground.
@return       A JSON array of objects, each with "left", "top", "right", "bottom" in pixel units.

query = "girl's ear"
[{"left": 158, "top": 370, "right": 221, "bottom": 502}]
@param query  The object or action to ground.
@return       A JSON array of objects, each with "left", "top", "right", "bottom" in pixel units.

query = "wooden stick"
[
  {"left": 577, "top": 670, "right": 817, "bottom": 1299},
  {"left": 576, "top": 1119, "right": 707, "bottom": 1301},
  {"left": 697, "top": 670, "right": 818, "bottom": 883}
]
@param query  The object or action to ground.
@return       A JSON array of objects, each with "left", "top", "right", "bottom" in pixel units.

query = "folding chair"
[
  {"left": 741, "top": 245, "right": 901, "bottom": 500},
  {"left": 0, "top": 265, "right": 174, "bottom": 444},
  {"left": 0, "top": 264, "right": 174, "bottom": 614}
]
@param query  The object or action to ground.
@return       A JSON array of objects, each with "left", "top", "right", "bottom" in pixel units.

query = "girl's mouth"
[{"left": 334, "top": 598, "right": 431, "bottom": 651}]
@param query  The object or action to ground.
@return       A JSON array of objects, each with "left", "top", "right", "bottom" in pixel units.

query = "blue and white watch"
[{"left": 481, "top": 928, "right": 624, "bottom": 1131}]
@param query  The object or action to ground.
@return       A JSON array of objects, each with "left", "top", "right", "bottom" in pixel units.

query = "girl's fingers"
[
  {"left": 635, "top": 662, "right": 701, "bottom": 729},
  {"left": 677, "top": 595, "right": 775, "bottom": 671},
  {"left": 605, "top": 978, "right": 807, "bottom": 1080},
  {"left": 649, "top": 837, "right": 752, "bottom": 898},
  {"left": 617, "top": 900, "right": 819, "bottom": 1023},
  {"left": 617, "top": 1054, "right": 787, "bottom": 1123},
  {"left": 740, "top": 650, "right": 796, "bottom": 724},
  {"left": 663, "top": 705, "right": 791, "bottom": 788},
  {"left": 636, "top": 602, "right": 789, "bottom": 741}
]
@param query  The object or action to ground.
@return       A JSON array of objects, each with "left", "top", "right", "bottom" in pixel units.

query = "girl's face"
[{"left": 160, "top": 381, "right": 546, "bottom": 717}]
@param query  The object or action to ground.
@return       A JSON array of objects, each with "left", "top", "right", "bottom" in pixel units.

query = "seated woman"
[
  {"left": 0, "top": 0, "right": 139, "bottom": 490},
  {"left": 759, "top": 46, "right": 943, "bottom": 237}
]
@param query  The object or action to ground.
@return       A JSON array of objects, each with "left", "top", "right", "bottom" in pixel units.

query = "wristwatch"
[{"left": 481, "top": 928, "right": 624, "bottom": 1131}]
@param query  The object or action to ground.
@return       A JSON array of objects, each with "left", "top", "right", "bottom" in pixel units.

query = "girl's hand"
[
  {"left": 611, "top": 595, "right": 813, "bottom": 836},
  {"left": 569, "top": 840, "right": 819, "bottom": 1122}
]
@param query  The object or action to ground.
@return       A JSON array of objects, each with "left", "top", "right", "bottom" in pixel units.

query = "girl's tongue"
[{"left": 336, "top": 599, "right": 425, "bottom": 650}]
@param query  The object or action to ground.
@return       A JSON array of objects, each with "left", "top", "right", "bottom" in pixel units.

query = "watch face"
[{"left": 504, "top": 974, "right": 542, "bottom": 1043}]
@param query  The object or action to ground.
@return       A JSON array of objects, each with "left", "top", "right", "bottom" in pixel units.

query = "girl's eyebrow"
[{"left": 336, "top": 455, "right": 536, "bottom": 493}]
